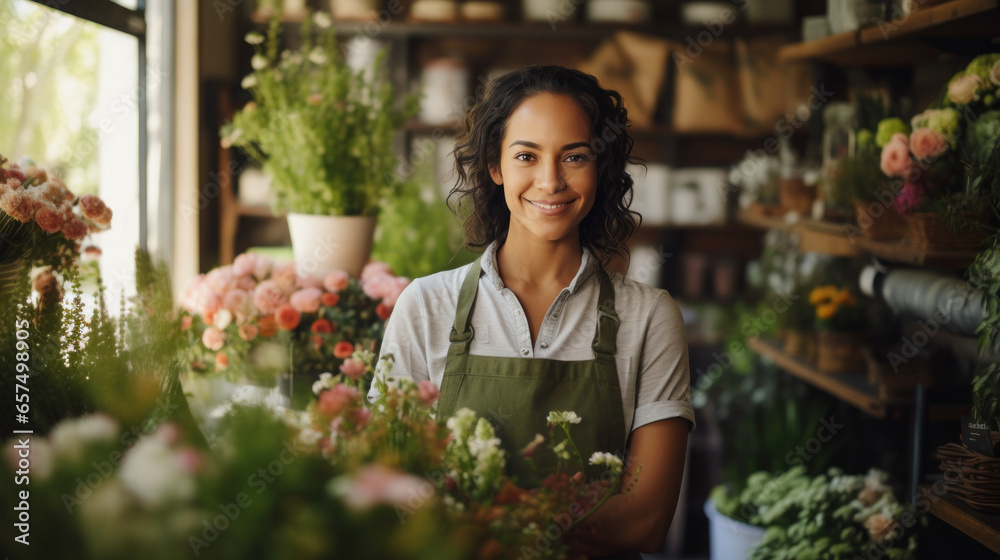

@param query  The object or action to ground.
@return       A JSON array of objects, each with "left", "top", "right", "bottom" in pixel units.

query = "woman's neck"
[{"left": 496, "top": 231, "right": 583, "bottom": 288}]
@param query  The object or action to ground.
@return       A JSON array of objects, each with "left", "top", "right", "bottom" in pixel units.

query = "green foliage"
[
  {"left": 970, "top": 242, "right": 1000, "bottom": 423},
  {"left": 372, "top": 166, "right": 476, "bottom": 279},
  {"left": 223, "top": 15, "right": 418, "bottom": 216}
]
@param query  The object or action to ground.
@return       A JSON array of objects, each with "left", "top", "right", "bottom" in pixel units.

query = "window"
[{"left": 1, "top": 0, "right": 173, "bottom": 302}]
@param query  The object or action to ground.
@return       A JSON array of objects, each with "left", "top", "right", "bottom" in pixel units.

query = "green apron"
[{"left": 438, "top": 257, "right": 642, "bottom": 560}]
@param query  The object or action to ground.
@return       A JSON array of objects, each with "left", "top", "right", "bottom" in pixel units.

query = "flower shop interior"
[{"left": 2, "top": 0, "right": 1000, "bottom": 558}]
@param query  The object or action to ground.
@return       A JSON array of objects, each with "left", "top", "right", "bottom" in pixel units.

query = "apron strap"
[
  {"left": 449, "top": 257, "right": 483, "bottom": 355},
  {"left": 592, "top": 268, "right": 619, "bottom": 357}
]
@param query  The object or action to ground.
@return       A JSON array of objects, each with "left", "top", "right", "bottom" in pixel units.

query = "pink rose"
[
  {"left": 948, "top": 74, "right": 981, "bottom": 105},
  {"left": 381, "top": 277, "right": 410, "bottom": 308},
  {"left": 1, "top": 189, "right": 33, "bottom": 223},
  {"left": 323, "top": 269, "right": 350, "bottom": 292},
  {"left": 272, "top": 262, "right": 298, "bottom": 292},
  {"left": 214, "top": 352, "right": 230, "bottom": 370},
  {"left": 253, "top": 280, "right": 286, "bottom": 314},
  {"left": 340, "top": 464, "right": 434, "bottom": 510},
  {"left": 236, "top": 276, "right": 256, "bottom": 291},
  {"left": 361, "top": 261, "right": 393, "bottom": 282},
  {"left": 206, "top": 266, "right": 236, "bottom": 293},
  {"left": 290, "top": 287, "right": 322, "bottom": 313},
  {"left": 238, "top": 323, "right": 259, "bottom": 341},
  {"left": 339, "top": 358, "right": 367, "bottom": 380},
  {"left": 232, "top": 253, "right": 257, "bottom": 277},
  {"left": 61, "top": 217, "right": 89, "bottom": 240},
  {"left": 202, "top": 327, "right": 226, "bottom": 351},
  {"left": 35, "top": 205, "right": 64, "bottom": 233},
  {"left": 298, "top": 275, "right": 323, "bottom": 290},
  {"left": 909, "top": 127, "right": 948, "bottom": 162},
  {"left": 362, "top": 272, "right": 391, "bottom": 300},
  {"left": 253, "top": 255, "right": 274, "bottom": 280},
  {"left": 880, "top": 138, "right": 912, "bottom": 178},
  {"left": 417, "top": 380, "right": 439, "bottom": 405},
  {"left": 78, "top": 194, "right": 109, "bottom": 222},
  {"left": 317, "top": 384, "right": 361, "bottom": 418},
  {"left": 222, "top": 289, "right": 249, "bottom": 314},
  {"left": 889, "top": 132, "right": 908, "bottom": 146}
]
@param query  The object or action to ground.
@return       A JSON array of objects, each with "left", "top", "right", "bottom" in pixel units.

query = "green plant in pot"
[{"left": 222, "top": 13, "right": 417, "bottom": 278}]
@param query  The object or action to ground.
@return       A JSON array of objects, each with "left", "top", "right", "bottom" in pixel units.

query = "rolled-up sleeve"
[{"left": 632, "top": 291, "right": 695, "bottom": 432}]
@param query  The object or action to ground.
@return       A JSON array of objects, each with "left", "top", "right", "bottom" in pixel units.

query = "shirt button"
[
  {"left": 540, "top": 342, "right": 549, "bottom": 349},
  {"left": 521, "top": 348, "right": 530, "bottom": 356},
  {"left": 515, "top": 309, "right": 521, "bottom": 316},
  {"left": 552, "top": 313, "right": 559, "bottom": 318}
]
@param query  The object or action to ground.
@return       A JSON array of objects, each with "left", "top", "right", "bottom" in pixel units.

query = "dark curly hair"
[{"left": 449, "top": 65, "right": 641, "bottom": 267}]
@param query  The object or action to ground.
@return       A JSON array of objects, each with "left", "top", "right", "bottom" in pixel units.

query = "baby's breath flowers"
[{"left": 588, "top": 452, "right": 624, "bottom": 476}]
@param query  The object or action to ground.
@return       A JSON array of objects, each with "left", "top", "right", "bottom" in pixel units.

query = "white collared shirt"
[{"left": 371, "top": 241, "right": 695, "bottom": 441}]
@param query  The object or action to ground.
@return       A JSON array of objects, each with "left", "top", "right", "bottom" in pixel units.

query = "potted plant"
[
  {"left": 836, "top": 121, "right": 909, "bottom": 240},
  {"left": 222, "top": 13, "right": 417, "bottom": 278},
  {"left": 809, "top": 285, "right": 865, "bottom": 373}
]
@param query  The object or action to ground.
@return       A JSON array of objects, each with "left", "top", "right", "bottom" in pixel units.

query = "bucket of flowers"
[{"left": 809, "top": 285, "right": 865, "bottom": 374}]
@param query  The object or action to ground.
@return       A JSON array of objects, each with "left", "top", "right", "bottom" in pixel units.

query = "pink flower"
[
  {"left": 361, "top": 261, "right": 393, "bottom": 282},
  {"left": 298, "top": 275, "right": 323, "bottom": 290},
  {"left": 202, "top": 327, "right": 226, "bottom": 351},
  {"left": 880, "top": 138, "right": 912, "bottom": 178},
  {"left": 893, "top": 181, "right": 924, "bottom": 214},
  {"left": 78, "top": 194, "right": 109, "bottom": 222},
  {"left": 272, "top": 262, "right": 298, "bottom": 292},
  {"left": 909, "top": 127, "right": 948, "bottom": 161},
  {"left": 323, "top": 269, "right": 350, "bottom": 292},
  {"left": 339, "top": 358, "right": 367, "bottom": 380},
  {"left": 222, "top": 289, "right": 249, "bottom": 314},
  {"left": 238, "top": 323, "right": 259, "bottom": 341},
  {"left": 34, "top": 205, "right": 64, "bottom": 233},
  {"left": 317, "top": 384, "right": 361, "bottom": 418},
  {"left": 321, "top": 292, "right": 340, "bottom": 307},
  {"left": 1, "top": 189, "right": 33, "bottom": 222},
  {"left": 232, "top": 253, "right": 257, "bottom": 277},
  {"left": 275, "top": 304, "right": 301, "bottom": 330},
  {"left": 289, "top": 287, "right": 322, "bottom": 313},
  {"left": 253, "top": 255, "right": 274, "bottom": 280},
  {"left": 175, "top": 448, "right": 203, "bottom": 473},
  {"left": 417, "top": 380, "right": 439, "bottom": 405},
  {"left": 215, "top": 352, "right": 230, "bottom": 370},
  {"left": 253, "top": 280, "right": 286, "bottom": 314},
  {"left": 206, "top": 266, "right": 236, "bottom": 293},
  {"left": 362, "top": 273, "right": 410, "bottom": 308},
  {"left": 181, "top": 315, "right": 193, "bottom": 331},
  {"left": 61, "top": 217, "right": 89, "bottom": 240},
  {"left": 236, "top": 276, "right": 256, "bottom": 291},
  {"left": 948, "top": 74, "right": 981, "bottom": 104},
  {"left": 311, "top": 319, "right": 333, "bottom": 333},
  {"left": 339, "top": 464, "right": 434, "bottom": 510},
  {"left": 351, "top": 407, "right": 372, "bottom": 429},
  {"left": 889, "top": 132, "right": 908, "bottom": 147},
  {"left": 375, "top": 302, "right": 391, "bottom": 320},
  {"left": 333, "top": 341, "right": 354, "bottom": 359}
]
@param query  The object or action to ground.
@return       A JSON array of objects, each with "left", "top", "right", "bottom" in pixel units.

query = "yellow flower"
[
  {"left": 809, "top": 285, "right": 836, "bottom": 305},
  {"left": 816, "top": 303, "right": 838, "bottom": 320}
]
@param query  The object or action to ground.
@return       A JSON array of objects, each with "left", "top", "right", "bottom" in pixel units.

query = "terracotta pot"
[{"left": 287, "top": 213, "right": 376, "bottom": 279}]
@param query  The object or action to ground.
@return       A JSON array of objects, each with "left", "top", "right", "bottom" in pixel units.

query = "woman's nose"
[{"left": 535, "top": 159, "right": 565, "bottom": 193}]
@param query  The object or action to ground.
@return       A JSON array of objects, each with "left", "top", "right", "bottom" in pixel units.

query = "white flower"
[
  {"left": 49, "top": 414, "right": 119, "bottom": 462},
  {"left": 312, "top": 372, "right": 336, "bottom": 395},
  {"left": 446, "top": 408, "right": 478, "bottom": 441},
  {"left": 375, "top": 354, "right": 394, "bottom": 381},
  {"left": 313, "top": 12, "right": 332, "bottom": 28},
  {"left": 308, "top": 47, "right": 327, "bottom": 65},
  {"left": 547, "top": 411, "right": 582, "bottom": 425},
  {"left": 118, "top": 430, "right": 195, "bottom": 507},
  {"left": 552, "top": 440, "right": 571, "bottom": 461},
  {"left": 251, "top": 54, "right": 269, "bottom": 71},
  {"left": 245, "top": 31, "right": 265, "bottom": 45},
  {"left": 213, "top": 308, "right": 233, "bottom": 330},
  {"left": 297, "top": 426, "right": 323, "bottom": 447},
  {"left": 588, "top": 451, "right": 624, "bottom": 475}
]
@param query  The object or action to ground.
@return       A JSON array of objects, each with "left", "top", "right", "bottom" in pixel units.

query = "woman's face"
[{"left": 489, "top": 92, "right": 597, "bottom": 247}]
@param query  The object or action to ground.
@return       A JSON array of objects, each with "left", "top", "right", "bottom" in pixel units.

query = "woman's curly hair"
[{"left": 449, "top": 65, "right": 641, "bottom": 267}]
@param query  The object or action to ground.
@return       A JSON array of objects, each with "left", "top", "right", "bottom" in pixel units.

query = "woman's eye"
[
  {"left": 565, "top": 154, "right": 589, "bottom": 164},
  {"left": 515, "top": 153, "right": 534, "bottom": 162}
]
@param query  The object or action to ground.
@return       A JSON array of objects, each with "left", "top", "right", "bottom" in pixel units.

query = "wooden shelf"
[
  {"left": 747, "top": 338, "right": 910, "bottom": 419},
  {"left": 779, "top": 0, "right": 1000, "bottom": 66},
  {"left": 922, "top": 486, "right": 1000, "bottom": 554},
  {"left": 735, "top": 209, "right": 862, "bottom": 258},
  {"left": 855, "top": 236, "right": 981, "bottom": 267}
]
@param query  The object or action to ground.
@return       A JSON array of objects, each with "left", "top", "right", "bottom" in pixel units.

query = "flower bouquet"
[
  {"left": 179, "top": 254, "right": 409, "bottom": 408},
  {"left": 711, "top": 467, "right": 922, "bottom": 560},
  {"left": 809, "top": 285, "right": 865, "bottom": 373},
  {"left": 0, "top": 154, "right": 112, "bottom": 288}
]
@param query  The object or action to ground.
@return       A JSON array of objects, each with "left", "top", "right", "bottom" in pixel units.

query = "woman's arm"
[{"left": 567, "top": 417, "right": 689, "bottom": 556}]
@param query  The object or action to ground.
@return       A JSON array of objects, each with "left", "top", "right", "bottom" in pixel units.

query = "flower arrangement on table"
[
  {"left": 179, "top": 254, "right": 409, "bottom": 389},
  {"left": 0, "top": 154, "right": 112, "bottom": 276},
  {"left": 3, "top": 354, "right": 631, "bottom": 560},
  {"left": 220, "top": 12, "right": 417, "bottom": 217},
  {"left": 712, "top": 466, "right": 922, "bottom": 560},
  {"left": 809, "top": 285, "right": 865, "bottom": 373}
]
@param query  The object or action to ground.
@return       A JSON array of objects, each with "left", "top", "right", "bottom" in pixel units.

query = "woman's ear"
[{"left": 489, "top": 165, "right": 503, "bottom": 186}]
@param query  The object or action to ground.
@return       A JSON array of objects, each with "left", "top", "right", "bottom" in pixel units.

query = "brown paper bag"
[
  {"left": 672, "top": 40, "right": 743, "bottom": 134},
  {"left": 577, "top": 32, "right": 671, "bottom": 127},
  {"left": 735, "top": 36, "right": 812, "bottom": 135}
]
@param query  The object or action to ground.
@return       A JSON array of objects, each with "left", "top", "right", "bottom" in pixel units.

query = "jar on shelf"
[
  {"left": 419, "top": 57, "right": 470, "bottom": 126},
  {"left": 821, "top": 102, "right": 856, "bottom": 220},
  {"left": 522, "top": 0, "right": 565, "bottom": 22},
  {"left": 586, "top": 0, "right": 652, "bottom": 23},
  {"left": 410, "top": 0, "right": 459, "bottom": 22},
  {"left": 330, "top": 0, "right": 381, "bottom": 21}
]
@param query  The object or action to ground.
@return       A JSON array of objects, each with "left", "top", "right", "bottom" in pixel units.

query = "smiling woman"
[{"left": 371, "top": 66, "right": 694, "bottom": 559}]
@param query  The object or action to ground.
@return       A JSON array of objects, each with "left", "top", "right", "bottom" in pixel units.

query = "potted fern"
[{"left": 222, "top": 13, "right": 417, "bottom": 278}]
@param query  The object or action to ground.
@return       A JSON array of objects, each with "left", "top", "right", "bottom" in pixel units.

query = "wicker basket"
[
  {"left": 816, "top": 331, "right": 863, "bottom": 374},
  {"left": 903, "top": 212, "right": 988, "bottom": 251},
  {"left": 936, "top": 438, "right": 1000, "bottom": 513},
  {"left": 853, "top": 199, "right": 907, "bottom": 241}
]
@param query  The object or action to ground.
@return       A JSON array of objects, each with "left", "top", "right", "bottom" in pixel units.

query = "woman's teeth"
[{"left": 528, "top": 200, "right": 569, "bottom": 209}]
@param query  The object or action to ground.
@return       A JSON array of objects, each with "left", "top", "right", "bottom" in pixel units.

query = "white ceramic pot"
[
  {"left": 286, "top": 213, "right": 377, "bottom": 279},
  {"left": 704, "top": 500, "right": 766, "bottom": 560},
  {"left": 522, "top": 0, "right": 563, "bottom": 22}
]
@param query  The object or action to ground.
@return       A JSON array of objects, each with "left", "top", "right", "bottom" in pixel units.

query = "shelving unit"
[
  {"left": 778, "top": 0, "right": 1000, "bottom": 66},
  {"left": 922, "top": 486, "right": 1000, "bottom": 554},
  {"left": 746, "top": 337, "right": 910, "bottom": 419}
]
